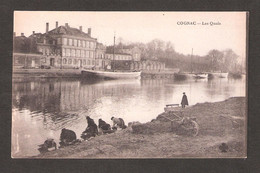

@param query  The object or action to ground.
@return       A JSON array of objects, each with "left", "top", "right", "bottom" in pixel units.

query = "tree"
[
  {"left": 223, "top": 49, "right": 239, "bottom": 72},
  {"left": 207, "top": 49, "right": 224, "bottom": 72}
]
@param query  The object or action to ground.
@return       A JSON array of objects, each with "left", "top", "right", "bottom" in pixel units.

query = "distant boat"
[
  {"left": 228, "top": 72, "right": 242, "bottom": 79},
  {"left": 210, "top": 72, "right": 228, "bottom": 78},
  {"left": 192, "top": 73, "right": 208, "bottom": 79},
  {"left": 81, "top": 69, "right": 141, "bottom": 80}
]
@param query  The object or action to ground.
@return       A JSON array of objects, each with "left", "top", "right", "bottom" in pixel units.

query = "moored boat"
[
  {"left": 192, "top": 73, "right": 208, "bottom": 79},
  {"left": 81, "top": 69, "right": 141, "bottom": 80},
  {"left": 210, "top": 72, "right": 229, "bottom": 78}
]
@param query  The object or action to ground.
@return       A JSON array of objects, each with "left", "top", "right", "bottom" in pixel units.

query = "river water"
[{"left": 11, "top": 76, "right": 246, "bottom": 157}]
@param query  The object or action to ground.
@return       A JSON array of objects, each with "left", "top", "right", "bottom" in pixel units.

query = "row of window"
[
  {"left": 62, "top": 48, "right": 94, "bottom": 58},
  {"left": 105, "top": 54, "right": 132, "bottom": 60},
  {"left": 58, "top": 38, "right": 96, "bottom": 49},
  {"left": 57, "top": 58, "right": 99, "bottom": 66}
]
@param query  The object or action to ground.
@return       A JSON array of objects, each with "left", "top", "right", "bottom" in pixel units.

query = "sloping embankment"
[{"left": 35, "top": 97, "right": 246, "bottom": 158}]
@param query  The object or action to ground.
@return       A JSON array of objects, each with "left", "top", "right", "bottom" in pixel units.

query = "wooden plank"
[{"left": 166, "top": 104, "right": 179, "bottom": 107}]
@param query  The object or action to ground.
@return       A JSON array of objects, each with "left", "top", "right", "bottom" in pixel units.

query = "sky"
[{"left": 14, "top": 11, "right": 247, "bottom": 59}]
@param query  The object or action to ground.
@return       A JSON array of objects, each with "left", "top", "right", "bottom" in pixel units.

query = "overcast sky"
[{"left": 14, "top": 11, "right": 247, "bottom": 59}]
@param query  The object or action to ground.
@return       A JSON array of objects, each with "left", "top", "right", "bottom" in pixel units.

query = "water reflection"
[{"left": 12, "top": 76, "right": 246, "bottom": 157}]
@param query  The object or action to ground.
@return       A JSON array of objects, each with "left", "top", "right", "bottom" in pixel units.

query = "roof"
[{"left": 47, "top": 26, "right": 95, "bottom": 39}]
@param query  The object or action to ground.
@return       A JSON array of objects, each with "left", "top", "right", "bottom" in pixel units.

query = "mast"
[
  {"left": 190, "top": 48, "right": 193, "bottom": 73},
  {"left": 112, "top": 32, "right": 115, "bottom": 71}
]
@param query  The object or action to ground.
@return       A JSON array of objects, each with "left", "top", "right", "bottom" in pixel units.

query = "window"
[
  {"left": 63, "top": 58, "right": 67, "bottom": 64},
  {"left": 76, "top": 50, "right": 80, "bottom": 57},
  {"left": 68, "top": 59, "right": 72, "bottom": 64},
  {"left": 90, "top": 51, "right": 93, "bottom": 58},
  {"left": 57, "top": 38, "right": 61, "bottom": 44},
  {"left": 92, "top": 60, "right": 95, "bottom": 65},
  {"left": 56, "top": 49, "right": 61, "bottom": 55},
  {"left": 71, "top": 49, "right": 75, "bottom": 57},
  {"left": 74, "top": 59, "right": 77, "bottom": 65},
  {"left": 81, "top": 50, "right": 85, "bottom": 57},
  {"left": 74, "top": 39, "right": 77, "bottom": 47},
  {"left": 62, "top": 48, "right": 66, "bottom": 56},
  {"left": 82, "top": 40, "right": 85, "bottom": 47},
  {"left": 87, "top": 60, "right": 90, "bottom": 65},
  {"left": 66, "top": 49, "right": 70, "bottom": 56},
  {"left": 86, "top": 51, "right": 89, "bottom": 58},
  {"left": 86, "top": 41, "right": 89, "bottom": 48},
  {"left": 63, "top": 38, "right": 67, "bottom": 45},
  {"left": 69, "top": 39, "right": 73, "bottom": 46},
  {"left": 78, "top": 40, "right": 81, "bottom": 47},
  {"left": 83, "top": 60, "right": 86, "bottom": 65}
]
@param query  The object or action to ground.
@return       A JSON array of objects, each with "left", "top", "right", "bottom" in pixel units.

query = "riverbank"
[
  {"left": 13, "top": 69, "right": 82, "bottom": 78},
  {"left": 35, "top": 97, "right": 246, "bottom": 158},
  {"left": 13, "top": 68, "right": 177, "bottom": 79}
]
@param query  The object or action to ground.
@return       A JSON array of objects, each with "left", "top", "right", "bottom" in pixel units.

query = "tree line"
[{"left": 112, "top": 38, "right": 242, "bottom": 73}]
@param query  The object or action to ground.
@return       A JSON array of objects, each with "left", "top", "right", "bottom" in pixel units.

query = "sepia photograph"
[{"left": 12, "top": 11, "right": 247, "bottom": 158}]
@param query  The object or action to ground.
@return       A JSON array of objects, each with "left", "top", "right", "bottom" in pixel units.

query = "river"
[{"left": 11, "top": 76, "right": 246, "bottom": 157}]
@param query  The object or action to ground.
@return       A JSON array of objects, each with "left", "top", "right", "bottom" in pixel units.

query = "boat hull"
[
  {"left": 81, "top": 70, "right": 141, "bottom": 79},
  {"left": 210, "top": 72, "right": 228, "bottom": 78},
  {"left": 192, "top": 73, "right": 208, "bottom": 79}
]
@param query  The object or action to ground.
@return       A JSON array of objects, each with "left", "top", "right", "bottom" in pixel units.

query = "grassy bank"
[{"left": 35, "top": 97, "right": 246, "bottom": 158}]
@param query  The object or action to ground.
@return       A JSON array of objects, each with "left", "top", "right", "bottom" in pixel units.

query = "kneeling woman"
[
  {"left": 81, "top": 116, "right": 98, "bottom": 140},
  {"left": 111, "top": 117, "right": 127, "bottom": 129}
]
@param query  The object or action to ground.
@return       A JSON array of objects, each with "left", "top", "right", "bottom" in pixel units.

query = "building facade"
[{"left": 13, "top": 22, "right": 165, "bottom": 72}]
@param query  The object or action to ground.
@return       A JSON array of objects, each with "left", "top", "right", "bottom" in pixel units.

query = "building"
[
  {"left": 13, "top": 22, "right": 165, "bottom": 72},
  {"left": 13, "top": 22, "right": 98, "bottom": 69}
]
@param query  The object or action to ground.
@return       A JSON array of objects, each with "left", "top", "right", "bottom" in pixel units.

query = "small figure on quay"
[
  {"left": 181, "top": 92, "right": 189, "bottom": 108},
  {"left": 81, "top": 116, "right": 98, "bottom": 140},
  {"left": 111, "top": 116, "right": 127, "bottom": 129},
  {"left": 59, "top": 128, "right": 77, "bottom": 147},
  {"left": 38, "top": 138, "right": 57, "bottom": 154}
]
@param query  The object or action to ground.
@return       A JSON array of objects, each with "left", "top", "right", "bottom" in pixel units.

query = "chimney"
[
  {"left": 65, "top": 23, "right": 69, "bottom": 28},
  {"left": 46, "top": 22, "right": 49, "bottom": 33},
  {"left": 32, "top": 31, "right": 35, "bottom": 35},
  {"left": 79, "top": 26, "right": 82, "bottom": 31},
  {"left": 56, "top": 21, "right": 58, "bottom": 28},
  {"left": 21, "top": 33, "right": 24, "bottom": 37},
  {"left": 88, "top": 28, "right": 91, "bottom": 36}
]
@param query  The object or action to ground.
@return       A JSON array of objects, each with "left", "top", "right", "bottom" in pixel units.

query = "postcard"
[{"left": 12, "top": 11, "right": 247, "bottom": 158}]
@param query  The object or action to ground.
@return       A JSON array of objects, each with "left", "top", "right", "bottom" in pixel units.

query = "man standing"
[{"left": 181, "top": 92, "right": 189, "bottom": 108}]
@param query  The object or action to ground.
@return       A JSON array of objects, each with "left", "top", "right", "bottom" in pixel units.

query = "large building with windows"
[
  {"left": 38, "top": 22, "right": 98, "bottom": 69},
  {"left": 13, "top": 22, "right": 165, "bottom": 71}
]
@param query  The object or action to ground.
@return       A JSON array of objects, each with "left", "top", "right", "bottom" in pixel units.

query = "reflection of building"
[{"left": 13, "top": 22, "right": 165, "bottom": 71}]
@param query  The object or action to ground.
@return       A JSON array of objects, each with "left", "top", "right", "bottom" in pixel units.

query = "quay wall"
[{"left": 13, "top": 69, "right": 177, "bottom": 79}]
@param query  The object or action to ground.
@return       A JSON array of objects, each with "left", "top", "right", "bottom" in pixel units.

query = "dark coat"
[
  {"left": 181, "top": 95, "right": 189, "bottom": 106},
  {"left": 60, "top": 128, "right": 77, "bottom": 142},
  {"left": 81, "top": 116, "right": 98, "bottom": 140},
  {"left": 98, "top": 119, "right": 111, "bottom": 131}
]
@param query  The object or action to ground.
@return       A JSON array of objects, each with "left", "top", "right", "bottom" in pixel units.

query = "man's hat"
[{"left": 183, "top": 92, "right": 185, "bottom": 94}]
